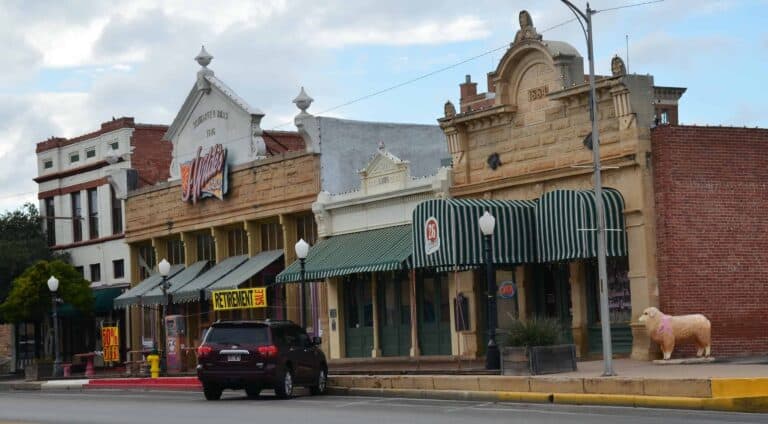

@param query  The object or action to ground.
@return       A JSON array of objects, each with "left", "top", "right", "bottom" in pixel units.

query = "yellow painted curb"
[{"left": 711, "top": 378, "right": 768, "bottom": 398}]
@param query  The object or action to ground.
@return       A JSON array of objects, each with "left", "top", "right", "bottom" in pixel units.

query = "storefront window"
[
  {"left": 588, "top": 257, "right": 631, "bottom": 324},
  {"left": 196, "top": 234, "right": 216, "bottom": 263},
  {"left": 260, "top": 223, "right": 283, "bottom": 251},
  {"left": 166, "top": 239, "right": 185, "bottom": 265},
  {"left": 227, "top": 228, "right": 247, "bottom": 256},
  {"left": 137, "top": 245, "right": 156, "bottom": 280},
  {"left": 296, "top": 214, "right": 317, "bottom": 245}
]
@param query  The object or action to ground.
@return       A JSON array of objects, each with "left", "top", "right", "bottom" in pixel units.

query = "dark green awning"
[
  {"left": 536, "top": 188, "right": 628, "bottom": 262},
  {"left": 113, "top": 264, "right": 184, "bottom": 309},
  {"left": 276, "top": 225, "right": 412, "bottom": 283},
  {"left": 412, "top": 198, "right": 537, "bottom": 269},
  {"left": 204, "top": 250, "right": 283, "bottom": 299},
  {"left": 140, "top": 261, "right": 209, "bottom": 306},
  {"left": 172, "top": 255, "right": 249, "bottom": 304},
  {"left": 59, "top": 286, "right": 127, "bottom": 316}
]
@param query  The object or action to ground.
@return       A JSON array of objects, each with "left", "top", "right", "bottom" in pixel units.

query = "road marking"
[{"left": 444, "top": 401, "right": 493, "bottom": 412}]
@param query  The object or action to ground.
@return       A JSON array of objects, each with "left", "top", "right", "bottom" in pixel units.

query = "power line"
[
  {"left": 270, "top": 3, "right": 661, "bottom": 130},
  {"left": 597, "top": 0, "right": 665, "bottom": 14}
]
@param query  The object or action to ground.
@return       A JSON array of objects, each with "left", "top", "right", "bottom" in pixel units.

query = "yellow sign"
[
  {"left": 101, "top": 326, "right": 120, "bottom": 362},
  {"left": 212, "top": 287, "right": 268, "bottom": 311}
]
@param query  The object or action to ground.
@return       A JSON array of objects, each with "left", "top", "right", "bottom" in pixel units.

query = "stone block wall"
[
  {"left": 0, "top": 324, "right": 12, "bottom": 362},
  {"left": 652, "top": 125, "right": 768, "bottom": 357}
]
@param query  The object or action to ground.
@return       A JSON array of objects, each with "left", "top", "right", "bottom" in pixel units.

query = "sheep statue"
[{"left": 638, "top": 307, "right": 711, "bottom": 360}]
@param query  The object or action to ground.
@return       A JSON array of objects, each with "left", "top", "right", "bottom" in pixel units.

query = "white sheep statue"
[{"left": 638, "top": 307, "right": 711, "bottom": 360}]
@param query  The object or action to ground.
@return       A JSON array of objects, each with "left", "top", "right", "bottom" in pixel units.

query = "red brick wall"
[
  {"left": 130, "top": 125, "right": 172, "bottom": 188},
  {"left": 0, "top": 324, "right": 11, "bottom": 360},
  {"left": 652, "top": 125, "right": 768, "bottom": 357}
]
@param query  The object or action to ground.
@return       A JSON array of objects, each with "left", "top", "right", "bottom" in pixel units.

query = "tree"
[
  {"left": 0, "top": 203, "right": 54, "bottom": 304},
  {"left": 0, "top": 260, "right": 93, "bottom": 323}
]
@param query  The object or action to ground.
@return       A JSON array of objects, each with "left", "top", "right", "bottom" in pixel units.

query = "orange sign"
[{"left": 101, "top": 326, "right": 120, "bottom": 362}]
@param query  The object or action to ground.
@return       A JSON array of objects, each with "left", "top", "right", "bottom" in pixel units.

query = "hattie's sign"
[{"left": 181, "top": 144, "right": 228, "bottom": 203}]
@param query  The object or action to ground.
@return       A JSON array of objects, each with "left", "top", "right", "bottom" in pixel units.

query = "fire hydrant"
[{"left": 147, "top": 352, "right": 160, "bottom": 379}]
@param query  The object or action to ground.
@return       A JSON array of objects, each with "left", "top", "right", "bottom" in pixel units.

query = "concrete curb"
[{"left": 328, "top": 387, "right": 768, "bottom": 413}]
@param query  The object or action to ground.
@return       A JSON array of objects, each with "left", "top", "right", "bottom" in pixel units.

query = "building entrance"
[
  {"left": 343, "top": 276, "right": 373, "bottom": 357},
  {"left": 417, "top": 272, "right": 451, "bottom": 355},
  {"left": 377, "top": 273, "right": 410, "bottom": 356},
  {"left": 531, "top": 263, "right": 573, "bottom": 343}
]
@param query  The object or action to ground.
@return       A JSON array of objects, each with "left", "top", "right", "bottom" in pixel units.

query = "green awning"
[
  {"left": 113, "top": 264, "right": 184, "bottom": 309},
  {"left": 172, "top": 255, "right": 249, "bottom": 304},
  {"left": 94, "top": 286, "right": 125, "bottom": 313},
  {"left": 204, "top": 250, "right": 283, "bottom": 299},
  {"left": 276, "top": 225, "right": 412, "bottom": 283},
  {"left": 140, "top": 261, "right": 209, "bottom": 306},
  {"left": 536, "top": 188, "right": 628, "bottom": 262},
  {"left": 412, "top": 199, "right": 537, "bottom": 269}
]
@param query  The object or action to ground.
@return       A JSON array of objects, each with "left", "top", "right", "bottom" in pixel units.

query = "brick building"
[{"left": 652, "top": 125, "right": 768, "bottom": 357}]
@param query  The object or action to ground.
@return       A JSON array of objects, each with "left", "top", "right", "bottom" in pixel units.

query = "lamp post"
[
  {"left": 560, "top": 0, "right": 615, "bottom": 376},
  {"left": 47, "top": 275, "right": 62, "bottom": 377},
  {"left": 294, "top": 239, "right": 309, "bottom": 329},
  {"left": 479, "top": 211, "right": 500, "bottom": 370},
  {"left": 158, "top": 258, "right": 171, "bottom": 373}
]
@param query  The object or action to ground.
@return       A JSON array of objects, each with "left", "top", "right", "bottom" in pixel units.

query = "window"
[
  {"left": 74, "top": 266, "right": 84, "bottom": 277},
  {"left": 660, "top": 110, "right": 669, "bottom": 125},
  {"left": 138, "top": 245, "right": 156, "bottom": 280},
  {"left": 296, "top": 214, "right": 317, "bottom": 246},
  {"left": 260, "top": 222, "right": 283, "bottom": 251},
  {"left": 85, "top": 148, "right": 96, "bottom": 159},
  {"left": 166, "top": 239, "right": 185, "bottom": 265},
  {"left": 142, "top": 308, "right": 156, "bottom": 347},
  {"left": 110, "top": 141, "right": 119, "bottom": 150},
  {"left": 113, "top": 259, "right": 125, "bottom": 279},
  {"left": 71, "top": 192, "right": 82, "bottom": 242},
  {"left": 44, "top": 197, "right": 56, "bottom": 246},
  {"left": 196, "top": 234, "right": 216, "bottom": 263},
  {"left": 90, "top": 264, "right": 101, "bottom": 282},
  {"left": 87, "top": 188, "right": 98, "bottom": 240},
  {"left": 227, "top": 228, "right": 248, "bottom": 256},
  {"left": 70, "top": 152, "right": 80, "bottom": 163},
  {"left": 110, "top": 186, "right": 122, "bottom": 235},
  {"left": 43, "top": 159, "right": 53, "bottom": 169}
]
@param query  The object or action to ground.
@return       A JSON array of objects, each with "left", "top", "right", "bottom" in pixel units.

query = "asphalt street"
[{"left": 0, "top": 390, "right": 766, "bottom": 424}]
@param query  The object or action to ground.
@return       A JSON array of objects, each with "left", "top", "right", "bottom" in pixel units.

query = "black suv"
[{"left": 196, "top": 320, "right": 327, "bottom": 400}]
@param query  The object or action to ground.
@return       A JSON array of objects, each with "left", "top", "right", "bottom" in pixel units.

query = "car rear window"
[{"left": 205, "top": 326, "right": 269, "bottom": 346}]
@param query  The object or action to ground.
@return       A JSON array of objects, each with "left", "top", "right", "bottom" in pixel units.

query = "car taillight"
[
  {"left": 197, "top": 345, "right": 213, "bottom": 359},
  {"left": 257, "top": 344, "right": 278, "bottom": 358}
]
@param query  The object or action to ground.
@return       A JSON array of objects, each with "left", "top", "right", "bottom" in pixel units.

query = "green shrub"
[{"left": 506, "top": 318, "right": 562, "bottom": 347}]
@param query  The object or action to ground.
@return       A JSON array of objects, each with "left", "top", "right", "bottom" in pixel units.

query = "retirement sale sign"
[{"left": 212, "top": 287, "right": 267, "bottom": 311}]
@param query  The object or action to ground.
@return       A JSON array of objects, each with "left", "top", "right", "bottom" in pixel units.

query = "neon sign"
[{"left": 180, "top": 144, "right": 228, "bottom": 203}]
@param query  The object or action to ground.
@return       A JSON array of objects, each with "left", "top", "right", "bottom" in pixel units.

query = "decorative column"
[
  {"left": 371, "top": 274, "right": 381, "bottom": 358},
  {"left": 279, "top": 215, "right": 300, "bottom": 323},
  {"left": 409, "top": 270, "right": 420, "bottom": 357},
  {"left": 569, "top": 261, "right": 589, "bottom": 359}
]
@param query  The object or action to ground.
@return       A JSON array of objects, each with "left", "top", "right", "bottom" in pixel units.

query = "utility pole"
[{"left": 560, "top": 0, "right": 615, "bottom": 376}]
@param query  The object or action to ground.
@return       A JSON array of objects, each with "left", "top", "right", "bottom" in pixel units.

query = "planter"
[
  {"left": 501, "top": 344, "right": 577, "bottom": 376},
  {"left": 24, "top": 360, "right": 53, "bottom": 381}
]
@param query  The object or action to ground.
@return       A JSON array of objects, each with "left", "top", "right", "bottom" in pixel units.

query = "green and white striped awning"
[
  {"left": 113, "top": 264, "right": 184, "bottom": 309},
  {"left": 536, "top": 188, "right": 628, "bottom": 262},
  {"left": 412, "top": 198, "right": 537, "bottom": 269},
  {"left": 276, "top": 225, "right": 412, "bottom": 283}
]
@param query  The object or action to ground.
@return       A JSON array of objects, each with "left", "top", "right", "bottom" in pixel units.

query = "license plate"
[{"left": 227, "top": 355, "right": 241, "bottom": 362}]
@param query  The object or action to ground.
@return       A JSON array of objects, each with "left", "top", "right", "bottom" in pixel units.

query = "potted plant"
[{"left": 501, "top": 318, "right": 577, "bottom": 375}]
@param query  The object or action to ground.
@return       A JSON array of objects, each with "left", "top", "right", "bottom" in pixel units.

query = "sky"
[{"left": 1, "top": 0, "right": 766, "bottom": 213}]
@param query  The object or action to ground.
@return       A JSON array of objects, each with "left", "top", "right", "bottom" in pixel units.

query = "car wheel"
[
  {"left": 245, "top": 385, "right": 261, "bottom": 399},
  {"left": 309, "top": 367, "right": 327, "bottom": 395},
  {"left": 274, "top": 367, "right": 294, "bottom": 399},
  {"left": 203, "top": 384, "right": 223, "bottom": 401}
]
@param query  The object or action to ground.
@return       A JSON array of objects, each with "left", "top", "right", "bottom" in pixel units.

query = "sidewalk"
[{"left": 1, "top": 359, "right": 767, "bottom": 413}]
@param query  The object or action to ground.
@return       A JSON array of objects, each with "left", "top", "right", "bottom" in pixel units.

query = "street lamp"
[
  {"left": 560, "top": 0, "right": 615, "bottom": 376},
  {"left": 158, "top": 258, "right": 171, "bottom": 373},
  {"left": 479, "top": 211, "right": 500, "bottom": 370},
  {"left": 47, "top": 275, "right": 62, "bottom": 377},
  {"left": 294, "top": 239, "right": 309, "bottom": 329}
]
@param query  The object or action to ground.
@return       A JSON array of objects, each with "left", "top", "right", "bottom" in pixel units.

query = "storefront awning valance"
[
  {"left": 412, "top": 198, "right": 537, "bottom": 269},
  {"left": 113, "top": 264, "right": 184, "bottom": 309},
  {"left": 536, "top": 188, "right": 628, "bottom": 263},
  {"left": 141, "top": 260, "right": 209, "bottom": 306},
  {"left": 276, "top": 225, "right": 412, "bottom": 283},
  {"left": 204, "top": 250, "right": 283, "bottom": 299},
  {"left": 59, "top": 286, "right": 125, "bottom": 317},
  {"left": 172, "top": 255, "right": 249, "bottom": 304}
]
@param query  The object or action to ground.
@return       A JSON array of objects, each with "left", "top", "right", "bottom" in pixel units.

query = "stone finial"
[
  {"left": 611, "top": 55, "right": 627, "bottom": 77},
  {"left": 514, "top": 10, "right": 542, "bottom": 43},
  {"left": 378, "top": 140, "right": 385, "bottom": 151},
  {"left": 293, "top": 86, "right": 314, "bottom": 115},
  {"left": 195, "top": 45, "right": 213, "bottom": 68},
  {"left": 444, "top": 100, "right": 456, "bottom": 118}
]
